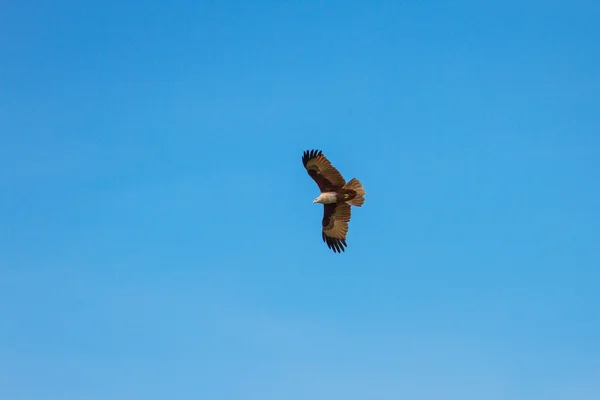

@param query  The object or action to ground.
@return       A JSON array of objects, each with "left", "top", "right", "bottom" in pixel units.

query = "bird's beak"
[{"left": 313, "top": 199, "right": 317, "bottom": 203}]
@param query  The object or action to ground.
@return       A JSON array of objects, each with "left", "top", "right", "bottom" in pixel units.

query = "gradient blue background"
[{"left": 1, "top": 1, "right": 599, "bottom": 399}]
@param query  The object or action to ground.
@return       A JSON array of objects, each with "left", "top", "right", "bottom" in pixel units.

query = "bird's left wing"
[
  {"left": 302, "top": 149, "right": 346, "bottom": 192},
  {"left": 322, "top": 202, "right": 351, "bottom": 253}
]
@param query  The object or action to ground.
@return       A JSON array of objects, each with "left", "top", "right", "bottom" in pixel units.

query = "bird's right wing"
[
  {"left": 322, "top": 202, "right": 351, "bottom": 253},
  {"left": 302, "top": 149, "right": 346, "bottom": 192}
]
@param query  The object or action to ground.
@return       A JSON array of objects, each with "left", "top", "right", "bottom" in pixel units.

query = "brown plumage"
[{"left": 302, "top": 149, "right": 367, "bottom": 253}]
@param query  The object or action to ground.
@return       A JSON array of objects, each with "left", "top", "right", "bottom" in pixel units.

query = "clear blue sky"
[{"left": 1, "top": 1, "right": 599, "bottom": 399}]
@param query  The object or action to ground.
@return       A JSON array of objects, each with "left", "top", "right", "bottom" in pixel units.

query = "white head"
[{"left": 313, "top": 192, "right": 337, "bottom": 204}]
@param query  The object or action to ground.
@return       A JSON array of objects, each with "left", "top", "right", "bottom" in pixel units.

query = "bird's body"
[{"left": 302, "top": 149, "right": 366, "bottom": 253}]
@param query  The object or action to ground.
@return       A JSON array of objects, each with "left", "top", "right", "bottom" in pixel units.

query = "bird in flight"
[{"left": 302, "top": 149, "right": 366, "bottom": 253}]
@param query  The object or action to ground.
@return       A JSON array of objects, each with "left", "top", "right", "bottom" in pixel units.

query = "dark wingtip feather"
[
  {"left": 322, "top": 232, "right": 347, "bottom": 253},
  {"left": 302, "top": 149, "right": 323, "bottom": 166}
]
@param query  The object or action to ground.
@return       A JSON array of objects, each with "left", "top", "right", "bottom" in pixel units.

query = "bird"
[{"left": 302, "top": 149, "right": 366, "bottom": 253}]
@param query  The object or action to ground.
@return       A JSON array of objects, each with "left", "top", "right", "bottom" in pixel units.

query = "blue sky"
[{"left": 1, "top": 1, "right": 599, "bottom": 398}]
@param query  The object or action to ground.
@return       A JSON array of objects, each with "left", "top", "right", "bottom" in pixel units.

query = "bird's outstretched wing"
[
  {"left": 302, "top": 149, "right": 346, "bottom": 192},
  {"left": 322, "top": 202, "right": 351, "bottom": 253}
]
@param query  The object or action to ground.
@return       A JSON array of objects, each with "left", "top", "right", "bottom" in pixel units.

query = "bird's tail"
[{"left": 343, "top": 178, "right": 366, "bottom": 207}]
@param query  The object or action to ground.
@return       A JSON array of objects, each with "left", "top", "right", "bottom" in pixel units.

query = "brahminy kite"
[{"left": 302, "top": 149, "right": 366, "bottom": 253}]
